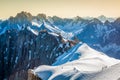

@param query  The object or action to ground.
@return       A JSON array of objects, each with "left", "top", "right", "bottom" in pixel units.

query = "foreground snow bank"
[
  {"left": 33, "top": 43, "right": 120, "bottom": 80},
  {"left": 85, "top": 63, "right": 120, "bottom": 80}
]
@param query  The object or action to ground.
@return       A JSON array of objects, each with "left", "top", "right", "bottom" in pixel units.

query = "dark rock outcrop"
[
  {"left": 28, "top": 69, "right": 41, "bottom": 80},
  {"left": 0, "top": 28, "right": 73, "bottom": 80}
]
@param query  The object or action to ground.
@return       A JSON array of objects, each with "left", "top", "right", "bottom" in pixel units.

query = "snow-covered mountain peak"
[
  {"left": 53, "top": 42, "right": 120, "bottom": 66},
  {"left": 76, "top": 43, "right": 105, "bottom": 57},
  {"left": 98, "top": 15, "right": 115, "bottom": 23},
  {"left": 33, "top": 43, "right": 120, "bottom": 80},
  {"left": 89, "top": 18, "right": 102, "bottom": 24},
  {"left": 1, "top": 12, "right": 120, "bottom": 80}
]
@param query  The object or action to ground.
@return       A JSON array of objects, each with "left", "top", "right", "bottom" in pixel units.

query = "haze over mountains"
[{"left": 0, "top": 11, "right": 120, "bottom": 80}]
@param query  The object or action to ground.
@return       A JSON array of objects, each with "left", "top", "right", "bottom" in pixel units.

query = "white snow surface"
[
  {"left": 28, "top": 21, "right": 73, "bottom": 40},
  {"left": 33, "top": 42, "right": 120, "bottom": 80},
  {"left": 27, "top": 26, "right": 39, "bottom": 35},
  {"left": 48, "top": 32, "right": 59, "bottom": 37},
  {"left": 85, "top": 63, "right": 120, "bottom": 80},
  {"left": 44, "top": 22, "right": 74, "bottom": 39},
  {"left": 31, "top": 19, "right": 43, "bottom": 27}
]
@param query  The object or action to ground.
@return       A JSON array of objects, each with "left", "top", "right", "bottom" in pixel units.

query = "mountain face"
[
  {"left": 48, "top": 16, "right": 120, "bottom": 59},
  {"left": 0, "top": 29, "right": 75, "bottom": 80},
  {"left": 97, "top": 15, "right": 115, "bottom": 23},
  {"left": 0, "top": 11, "right": 120, "bottom": 80},
  {"left": 33, "top": 42, "right": 120, "bottom": 80},
  {"left": 0, "top": 12, "right": 77, "bottom": 80}
]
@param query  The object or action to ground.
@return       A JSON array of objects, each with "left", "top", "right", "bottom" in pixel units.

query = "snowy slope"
[
  {"left": 27, "top": 26, "right": 39, "bottom": 35},
  {"left": 31, "top": 19, "right": 43, "bottom": 27},
  {"left": 43, "top": 21, "right": 74, "bottom": 39},
  {"left": 84, "top": 63, "right": 120, "bottom": 80},
  {"left": 33, "top": 42, "right": 120, "bottom": 80},
  {"left": 30, "top": 20, "right": 74, "bottom": 39}
]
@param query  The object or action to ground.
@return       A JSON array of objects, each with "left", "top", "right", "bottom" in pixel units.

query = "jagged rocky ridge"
[
  {"left": 0, "top": 11, "right": 120, "bottom": 80},
  {"left": 0, "top": 28, "right": 75, "bottom": 80},
  {"left": 0, "top": 12, "right": 77, "bottom": 80}
]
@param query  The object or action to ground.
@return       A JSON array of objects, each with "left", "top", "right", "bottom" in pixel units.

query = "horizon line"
[{"left": 0, "top": 11, "right": 119, "bottom": 20}]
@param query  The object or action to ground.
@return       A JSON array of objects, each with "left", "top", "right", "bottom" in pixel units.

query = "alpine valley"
[{"left": 0, "top": 11, "right": 120, "bottom": 80}]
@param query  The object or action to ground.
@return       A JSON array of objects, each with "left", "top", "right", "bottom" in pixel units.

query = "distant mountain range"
[
  {"left": 1, "top": 11, "right": 120, "bottom": 58},
  {"left": 0, "top": 11, "right": 120, "bottom": 80},
  {"left": 83, "top": 15, "right": 115, "bottom": 23}
]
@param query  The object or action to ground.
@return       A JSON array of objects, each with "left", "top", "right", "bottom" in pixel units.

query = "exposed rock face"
[
  {"left": 28, "top": 69, "right": 41, "bottom": 80},
  {"left": 0, "top": 28, "right": 73, "bottom": 80}
]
